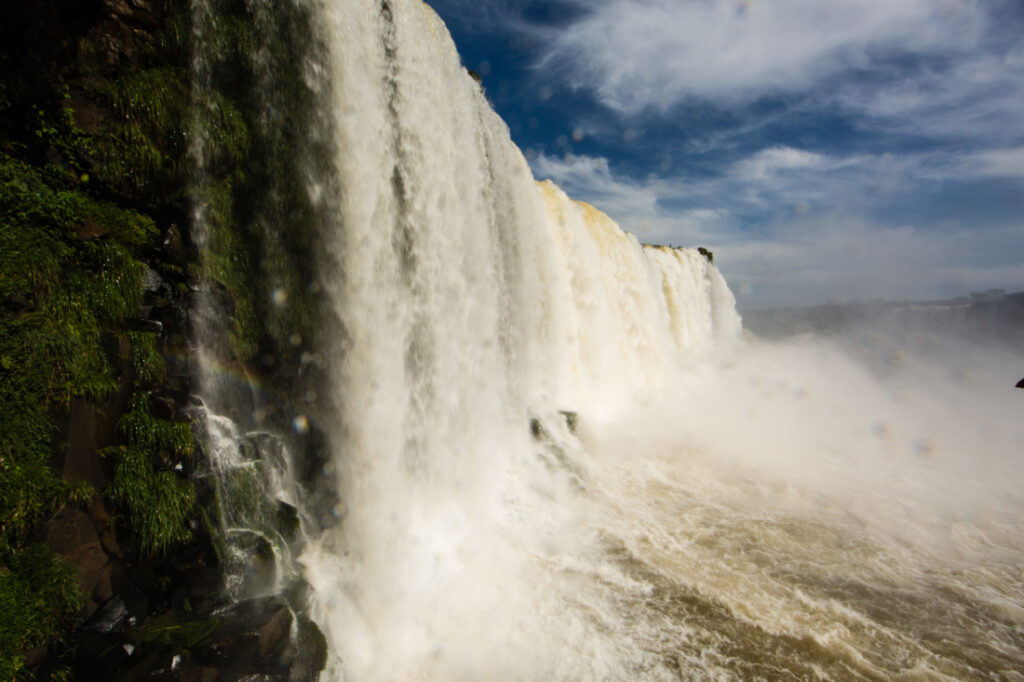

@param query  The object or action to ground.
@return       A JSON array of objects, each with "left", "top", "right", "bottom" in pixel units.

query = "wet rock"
[
  {"left": 223, "top": 530, "right": 278, "bottom": 599},
  {"left": 530, "top": 416, "right": 544, "bottom": 440},
  {"left": 697, "top": 246, "right": 714, "bottom": 264},
  {"left": 160, "top": 224, "right": 188, "bottom": 265},
  {"left": 194, "top": 597, "right": 294, "bottom": 673},
  {"left": 142, "top": 265, "right": 164, "bottom": 293},
  {"left": 124, "top": 318, "right": 165, "bottom": 334},
  {"left": 559, "top": 410, "right": 579, "bottom": 435},
  {"left": 274, "top": 501, "right": 300, "bottom": 544},
  {"left": 292, "top": 616, "right": 328, "bottom": 681},
  {"left": 84, "top": 595, "right": 132, "bottom": 634}
]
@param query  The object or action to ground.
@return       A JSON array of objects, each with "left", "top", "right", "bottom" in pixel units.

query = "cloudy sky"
[{"left": 427, "top": 0, "right": 1024, "bottom": 309}]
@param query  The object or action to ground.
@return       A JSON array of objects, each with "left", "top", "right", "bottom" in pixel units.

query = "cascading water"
[
  {"left": 190, "top": 0, "right": 1024, "bottom": 679},
  {"left": 294, "top": 2, "right": 743, "bottom": 677}
]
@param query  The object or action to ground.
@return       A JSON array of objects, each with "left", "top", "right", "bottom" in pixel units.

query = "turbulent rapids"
[{"left": 193, "top": 0, "right": 1024, "bottom": 680}]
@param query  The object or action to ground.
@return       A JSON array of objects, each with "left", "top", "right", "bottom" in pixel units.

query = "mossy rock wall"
[{"left": 0, "top": 0, "right": 332, "bottom": 678}]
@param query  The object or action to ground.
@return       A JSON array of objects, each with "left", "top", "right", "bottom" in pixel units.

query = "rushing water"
[{"left": 191, "top": 0, "right": 1024, "bottom": 679}]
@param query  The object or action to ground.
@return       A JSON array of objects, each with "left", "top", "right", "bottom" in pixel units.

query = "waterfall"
[
  {"left": 295, "top": 1, "right": 740, "bottom": 679},
  {"left": 187, "top": 1, "right": 1024, "bottom": 680}
]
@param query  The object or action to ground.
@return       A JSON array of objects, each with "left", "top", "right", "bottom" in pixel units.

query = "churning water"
[{"left": 196, "top": 0, "right": 1024, "bottom": 679}]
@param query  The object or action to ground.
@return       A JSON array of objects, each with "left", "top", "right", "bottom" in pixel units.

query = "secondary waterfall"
[{"left": 191, "top": 0, "right": 1024, "bottom": 680}]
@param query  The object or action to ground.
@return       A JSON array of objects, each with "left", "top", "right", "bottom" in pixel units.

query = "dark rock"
[
  {"left": 559, "top": 410, "right": 579, "bottom": 435},
  {"left": 72, "top": 629, "right": 132, "bottom": 679},
  {"left": 45, "top": 505, "right": 115, "bottom": 618},
  {"left": 223, "top": 530, "right": 278, "bottom": 599},
  {"left": 194, "top": 597, "right": 294, "bottom": 673},
  {"left": 291, "top": 616, "right": 328, "bottom": 681},
  {"left": 23, "top": 645, "right": 49, "bottom": 669},
  {"left": 70, "top": 217, "right": 110, "bottom": 240},
  {"left": 121, "top": 651, "right": 164, "bottom": 682},
  {"left": 60, "top": 397, "right": 115, "bottom": 488},
  {"left": 124, "top": 318, "right": 165, "bottom": 334},
  {"left": 530, "top": 417, "right": 543, "bottom": 440},
  {"left": 142, "top": 265, "right": 164, "bottom": 292},
  {"left": 161, "top": 224, "right": 188, "bottom": 265},
  {"left": 697, "top": 247, "right": 714, "bottom": 264},
  {"left": 274, "top": 501, "right": 300, "bottom": 544},
  {"left": 45, "top": 506, "right": 100, "bottom": 556},
  {"left": 117, "top": 581, "right": 148, "bottom": 623},
  {"left": 84, "top": 595, "right": 131, "bottom": 634},
  {"left": 150, "top": 394, "right": 178, "bottom": 421},
  {"left": 3, "top": 293, "right": 37, "bottom": 314},
  {"left": 150, "top": 296, "right": 190, "bottom": 335},
  {"left": 91, "top": 494, "right": 121, "bottom": 556}
]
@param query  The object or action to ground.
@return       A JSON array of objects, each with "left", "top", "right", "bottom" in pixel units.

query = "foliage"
[
  {"left": 86, "top": 66, "right": 190, "bottom": 201},
  {"left": 106, "top": 393, "right": 195, "bottom": 557},
  {"left": 0, "top": 545, "right": 84, "bottom": 679},
  {"left": 126, "top": 330, "right": 167, "bottom": 387},
  {"left": 0, "top": 66, "right": 192, "bottom": 675},
  {"left": 0, "top": 154, "right": 156, "bottom": 546}
]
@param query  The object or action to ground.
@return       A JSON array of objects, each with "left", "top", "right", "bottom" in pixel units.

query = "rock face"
[
  {"left": 45, "top": 504, "right": 120, "bottom": 619},
  {"left": 1, "top": 0, "right": 328, "bottom": 679}
]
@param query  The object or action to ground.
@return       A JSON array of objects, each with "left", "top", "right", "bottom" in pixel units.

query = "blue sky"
[{"left": 426, "top": 0, "right": 1024, "bottom": 309}]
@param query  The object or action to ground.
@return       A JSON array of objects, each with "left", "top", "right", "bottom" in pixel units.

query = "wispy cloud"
[
  {"left": 960, "top": 147, "right": 1024, "bottom": 179},
  {"left": 540, "top": 0, "right": 988, "bottom": 112}
]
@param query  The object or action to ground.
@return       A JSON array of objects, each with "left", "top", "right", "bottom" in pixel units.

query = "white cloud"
[
  {"left": 961, "top": 147, "right": 1024, "bottom": 178},
  {"left": 836, "top": 49, "right": 1024, "bottom": 143},
  {"left": 732, "top": 147, "right": 828, "bottom": 180},
  {"left": 531, "top": 153, "right": 658, "bottom": 220},
  {"left": 540, "top": 0, "right": 987, "bottom": 112}
]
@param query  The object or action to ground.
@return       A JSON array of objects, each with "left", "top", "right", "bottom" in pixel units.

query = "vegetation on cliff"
[
  {"left": 0, "top": 0, "right": 198, "bottom": 674},
  {"left": 1, "top": 0, "right": 331, "bottom": 677}
]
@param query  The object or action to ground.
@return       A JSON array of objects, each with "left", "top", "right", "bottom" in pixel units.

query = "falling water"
[{"left": 187, "top": 0, "right": 1024, "bottom": 679}]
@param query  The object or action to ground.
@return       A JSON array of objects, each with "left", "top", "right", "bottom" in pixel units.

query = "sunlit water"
[{"left": 189, "top": 0, "right": 1024, "bottom": 679}]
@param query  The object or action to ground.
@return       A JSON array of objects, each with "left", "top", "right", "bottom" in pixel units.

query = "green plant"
[
  {"left": 106, "top": 393, "right": 195, "bottom": 557},
  {"left": 0, "top": 545, "right": 84, "bottom": 679}
]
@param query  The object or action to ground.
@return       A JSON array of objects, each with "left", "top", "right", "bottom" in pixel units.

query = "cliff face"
[{"left": 0, "top": 1, "right": 327, "bottom": 678}]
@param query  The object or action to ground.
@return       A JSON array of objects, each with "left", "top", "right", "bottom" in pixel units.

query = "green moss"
[
  {"left": 0, "top": 4, "right": 204, "bottom": 676},
  {"left": 107, "top": 443, "right": 195, "bottom": 558},
  {"left": 0, "top": 148, "right": 183, "bottom": 669},
  {"left": 106, "top": 393, "right": 195, "bottom": 557},
  {"left": 126, "top": 331, "right": 167, "bottom": 387},
  {"left": 125, "top": 612, "right": 219, "bottom": 651},
  {"left": 194, "top": 176, "right": 258, "bottom": 359},
  {"left": 85, "top": 66, "right": 189, "bottom": 201},
  {"left": 0, "top": 545, "right": 84, "bottom": 679},
  {"left": 0, "top": 154, "right": 157, "bottom": 556},
  {"left": 116, "top": 392, "right": 193, "bottom": 460}
]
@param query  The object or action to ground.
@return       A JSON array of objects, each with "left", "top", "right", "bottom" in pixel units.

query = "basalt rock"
[{"left": 45, "top": 505, "right": 117, "bottom": 619}]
